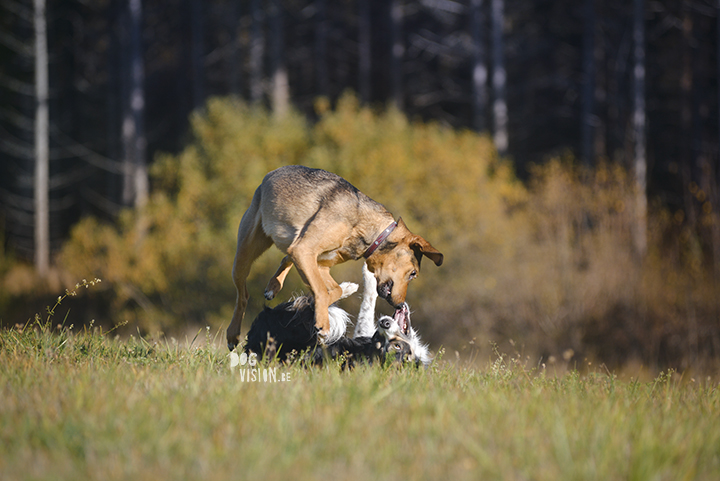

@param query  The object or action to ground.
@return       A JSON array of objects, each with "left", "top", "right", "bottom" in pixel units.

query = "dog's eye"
[
  {"left": 409, "top": 270, "right": 417, "bottom": 280},
  {"left": 393, "top": 343, "right": 402, "bottom": 350}
]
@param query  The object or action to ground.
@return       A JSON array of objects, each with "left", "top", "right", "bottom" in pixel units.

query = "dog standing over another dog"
[
  {"left": 244, "top": 263, "right": 432, "bottom": 366},
  {"left": 227, "top": 165, "right": 443, "bottom": 351}
]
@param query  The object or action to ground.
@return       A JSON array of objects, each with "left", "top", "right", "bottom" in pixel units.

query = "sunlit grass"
[{"left": 2, "top": 311, "right": 719, "bottom": 481}]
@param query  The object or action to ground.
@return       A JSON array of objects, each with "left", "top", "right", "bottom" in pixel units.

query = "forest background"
[{"left": 1, "top": 0, "right": 719, "bottom": 373}]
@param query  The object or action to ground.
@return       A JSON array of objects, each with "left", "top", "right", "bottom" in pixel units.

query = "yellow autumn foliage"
[{"left": 58, "top": 93, "right": 719, "bottom": 369}]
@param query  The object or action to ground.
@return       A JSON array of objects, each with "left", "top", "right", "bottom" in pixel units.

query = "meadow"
[{"left": 1, "top": 285, "right": 719, "bottom": 480}]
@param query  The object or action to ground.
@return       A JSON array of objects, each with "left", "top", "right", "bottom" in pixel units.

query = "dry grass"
[{"left": 1, "top": 305, "right": 719, "bottom": 480}]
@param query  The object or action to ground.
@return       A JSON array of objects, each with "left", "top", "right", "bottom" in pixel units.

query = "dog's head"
[
  {"left": 376, "top": 303, "right": 431, "bottom": 366},
  {"left": 365, "top": 218, "right": 443, "bottom": 309},
  {"left": 376, "top": 313, "right": 413, "bottom": 363},
  {"left": 378, "top": 303, "right": 416, "bottom": 363}
]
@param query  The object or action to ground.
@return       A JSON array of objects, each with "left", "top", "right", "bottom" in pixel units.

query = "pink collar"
[{"left": 363, "top": 221, "right": 398, "bottom": 259}]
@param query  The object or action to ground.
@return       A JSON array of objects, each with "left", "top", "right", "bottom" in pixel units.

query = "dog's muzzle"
[
  {"left": 378, "top": 303, "right": 410, "bottom": 335},
  {"left": 377, "top": 280, "right": 394, "bottom": 305},
  {"left": 393, "top": 303, "right": 410, "bottom": 335}
]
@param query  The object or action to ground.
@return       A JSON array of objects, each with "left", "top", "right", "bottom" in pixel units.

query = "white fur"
[
  {"left": 328, "top": 271, "right": 433, "bottom": 365},
  {"left": 377, "top": 314, "right": 433, "bottom": 366},
  {"left": 339, "top": 281, "right": 359, "bottom": 299},
  {"left": 318, "top": 281, "right": 357, "bottom": 345},
  {"left": 354, "top": 263, "right": 378, "bottom": 338},
  {"left": 406, "top": 327, "right": 433, "bottom": 366},
  {"left": 322, "top": 305, "right": 351, "bottom": 345}
]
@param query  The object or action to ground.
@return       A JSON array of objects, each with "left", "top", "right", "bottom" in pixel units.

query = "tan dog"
[{"left": 227, "top": 165, "right": 443, "bottom": 351}]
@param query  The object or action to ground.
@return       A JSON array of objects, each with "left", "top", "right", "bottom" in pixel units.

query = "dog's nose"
[
  {"left": 379, "top": 316, "right": 392, "bottom": 330},
  {"left": 377, "top": 280, "right": 393, "bottom": 301}
]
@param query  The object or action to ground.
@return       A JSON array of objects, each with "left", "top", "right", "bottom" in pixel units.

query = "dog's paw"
[
  {"left": 339, "top": 282, "right": 359, "bottom": 299},
  {"left": 227, "top": 341, "right": 237, "bottom": 352},
  {"left": 264, "top": 278, "right": 282, "bottom": 300},
  {"left": 317, "top": 329, "right": 330, "bottom": 346}
]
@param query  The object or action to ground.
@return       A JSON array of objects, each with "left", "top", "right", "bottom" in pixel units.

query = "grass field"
[{"left": 2, "top": 310, "right": 719, "bottom": 481}]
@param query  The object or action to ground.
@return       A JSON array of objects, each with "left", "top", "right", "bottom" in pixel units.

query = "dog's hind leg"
[
  {"left": 227, "top": 188, "right": 273, "bottom": 351},
  {"left": 264, "top": 255, "right": 293, "bottom": 300}
]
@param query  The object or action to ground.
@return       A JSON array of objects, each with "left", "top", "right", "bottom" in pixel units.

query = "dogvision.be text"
[{"left": 229, "top": 352, "right": 291, "bottom": 382}]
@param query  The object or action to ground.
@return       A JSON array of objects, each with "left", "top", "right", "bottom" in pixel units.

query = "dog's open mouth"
[{"left": 393, "top": 303, "right": 410, "bottom": 335}]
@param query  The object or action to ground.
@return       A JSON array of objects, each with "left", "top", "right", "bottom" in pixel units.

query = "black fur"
[{"left": 244, "top": 296, "right": 397, "bottom": 366}]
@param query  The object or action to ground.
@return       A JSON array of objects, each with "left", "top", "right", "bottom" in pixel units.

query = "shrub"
[{"left": 58, "top": 93, "right": 720, "bottom": 371}]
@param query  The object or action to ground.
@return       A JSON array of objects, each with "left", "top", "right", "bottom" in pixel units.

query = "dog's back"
[{"left": 244, "top": 296, "right": 319, "bottom": 361}]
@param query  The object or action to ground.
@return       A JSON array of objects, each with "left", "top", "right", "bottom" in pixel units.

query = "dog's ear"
[
  {"left": 410, "top": 236, "right": 444, "bottom": 267},
  {"left": 396, "top": 218, "right": 444, "bottom": 267}
]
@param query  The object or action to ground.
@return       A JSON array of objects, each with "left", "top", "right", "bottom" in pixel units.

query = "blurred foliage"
[{"left": 53, "top": 93, "right": 720, "bottom": 370}]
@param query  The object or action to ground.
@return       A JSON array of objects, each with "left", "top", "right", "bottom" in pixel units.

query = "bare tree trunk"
[
  {"left": 189, "top": 0, "right": 205, "bottom": 110},
  {"left": 390, "top": 0, "right": 404, "bottom": 110},
  {"left": 714, "top": 0, "right": 720, "bottom": 353},
  {"left": 471, "top": 0, "right": 487, "bottom": 132},
  {"left": 226, "top": 1, "right": 241, "bottom": 96},
  {"left": 632, "top": 0, "right": 647, "bottom": 259},
  {"left": 106, "top": 0, "right": 122, "bottom": 210},
  {"left": 490, "top": 0, "right": 508, "bottom": 155},
  {"left": 249, "top": 0, "right": 264, "bottom": 104},
  {"left": 581, "top": 0, "right": 595, "bottom": 166},
  {"left": 121, "top": 0, "right": 147, "bottom": 209},
  {"left": 33, "top": 0, "right": 49, "bottom": 277},
  {"left": 270, "top": 0, "right": 288, "bottom": 117},
  {"left": 358, "top": 0, "right": 371, "bottom": 103},
  {"left": 680, "top": 5, "right": 695, "bottom": 228},
  {"left": 315, "top": 0, "right": 328, "bottom": 97},
  {"left": 715, "top": 0, "right": 720, "bottom": 279}
]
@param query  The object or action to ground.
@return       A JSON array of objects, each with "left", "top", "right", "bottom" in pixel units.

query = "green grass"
[{"left": 1, "top": 283, "right": 719, "bottom": 480}]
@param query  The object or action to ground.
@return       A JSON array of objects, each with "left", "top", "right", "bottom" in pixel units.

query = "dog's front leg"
[{"left": 289, "top": 251, "right": 343, "bottom": 341}]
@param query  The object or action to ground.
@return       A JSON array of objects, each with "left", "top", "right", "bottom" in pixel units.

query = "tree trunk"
[
  {"left": 189, "top": 0, "right": 205, "bottom": 110},
  {"left": 106, "top": 0, "right": 122, "bottom": 210},
  {"left": 491, "top": 0, "right": 508, "bottom": 155},
  {"left": 680, "top": 5, "right": 695, "bottom": 227},
  {"left": 249, "top": 0, "right": 264, "bottom": 104},
  {"left": 714, "top": 0, "right": 720, "bottom": 360},
  {"left": 315, "top": 0, "right": 328, "bottom": 97},
  {"left": 121, "top": 0, "right": 147, "bottom": 209},
  {"left": 33, "top": 0, "right": 49, "bottom": 277},
  {"left": 390, "top": 0, "right": 404, "bottom": 110},
  {"left": 632, "top": 0, "right": 647, "bottom": 259},
  {"left": 227, "top": 2, "right": 241, "bottom": 97},
  {"left": 471, "top": 0, "right": 487, "bottom": 132},
  {"left": 581, "top": 0, "right": 595, "bottom": 166},
  {"left": 358, "top": 0, "right": 371, "bottom": 103},
  {"left": 270, "top": 0, "right": 288, "bottom": 117}
]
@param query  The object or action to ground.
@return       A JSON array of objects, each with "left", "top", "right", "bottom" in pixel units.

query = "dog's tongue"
[{"left": 393, "top": 303, "right": 410, "bottom": 334}]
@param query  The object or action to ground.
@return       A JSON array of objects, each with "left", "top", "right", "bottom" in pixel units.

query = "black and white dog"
[{"left": 243, "top": 263, "right": 432, "bottom": 366}]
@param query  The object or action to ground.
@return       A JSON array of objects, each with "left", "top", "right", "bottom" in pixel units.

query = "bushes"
[
  {"left": 60, "top": 99, "right": 312, "bottom": 333},
  {"left": 58, "top": 94, "right": 720, "bottom": 370}
]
